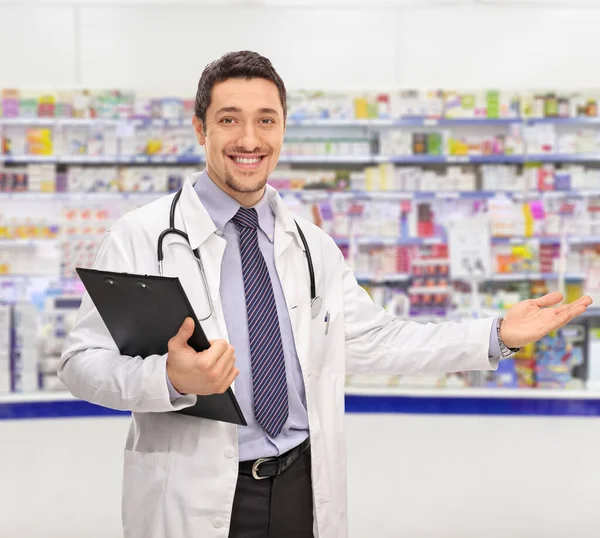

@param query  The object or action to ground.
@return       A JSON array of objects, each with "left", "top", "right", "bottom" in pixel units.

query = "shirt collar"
[{"left": 193, "top": 170, "right": 275, "bottom": 243}]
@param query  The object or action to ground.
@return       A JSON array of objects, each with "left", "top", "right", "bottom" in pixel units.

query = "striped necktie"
[{"left": 232, "top": 207, "right": 289, "bottom": 438}]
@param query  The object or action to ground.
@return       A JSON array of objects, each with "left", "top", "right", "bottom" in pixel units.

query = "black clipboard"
[{"left": 76, "top": 267, "right": 247, "bottom": 426}]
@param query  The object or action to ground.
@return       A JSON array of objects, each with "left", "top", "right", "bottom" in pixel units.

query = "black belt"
[{"left": 239, "top": 437, "right": 310, "bottom": 480}]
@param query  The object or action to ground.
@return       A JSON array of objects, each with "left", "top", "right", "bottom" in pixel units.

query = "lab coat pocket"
[
  {"left": 309, "top": 308, "right": 341, "bottom": 375},
  {"left": 122, "top": 449, "right": 169, "bottom": 538}
]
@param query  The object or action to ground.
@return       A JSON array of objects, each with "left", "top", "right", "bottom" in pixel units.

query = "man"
[{"left": 59, "top": 51, "right": 592, "bottom": 538}]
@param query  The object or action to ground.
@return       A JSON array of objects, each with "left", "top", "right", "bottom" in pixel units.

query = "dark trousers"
[{"left": 228, "top": 448, "right": 314, "bottom": 538}]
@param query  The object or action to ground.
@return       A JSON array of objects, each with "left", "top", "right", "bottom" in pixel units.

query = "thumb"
[{"left": 173, "top": 317, "right": 195, "bottom": 346}]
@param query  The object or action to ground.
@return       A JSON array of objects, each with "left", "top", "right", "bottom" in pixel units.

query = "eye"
[
  {"left": 260, "top": 118, "right": 275, "bottom": 125},
  {"left": 220, "top": 117, "right": 236, "bottom": 125}
]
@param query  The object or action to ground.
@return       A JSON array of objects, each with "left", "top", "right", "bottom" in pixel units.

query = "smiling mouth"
[
  {"left": 227, "top": 154, "right": 268, "bottom": 170},
  {"left": 229, "top": 155, "right": 264, "bottom": 164}
]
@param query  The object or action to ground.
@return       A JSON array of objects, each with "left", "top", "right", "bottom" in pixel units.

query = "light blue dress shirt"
[
  {"left": 184, "top": 171, "right": 309, "bottom": 462},
  {"left": 167, "top": 171, "right": 504, "bottom": 460}
]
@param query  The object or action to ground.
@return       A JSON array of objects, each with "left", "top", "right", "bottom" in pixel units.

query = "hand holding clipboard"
[
  {"left": 76, "top": 268, "right": 247, "bottom": 426},
  {"left": 166, "top": 317, "right": 239, "bottom": 398}
]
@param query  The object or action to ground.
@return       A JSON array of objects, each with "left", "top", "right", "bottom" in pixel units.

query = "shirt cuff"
[
  {"left": 488, "top": 317, "right": 502, "bottom": 359},
  {"left": 166, "top": 371, "right": 184, "bottom": 401}
]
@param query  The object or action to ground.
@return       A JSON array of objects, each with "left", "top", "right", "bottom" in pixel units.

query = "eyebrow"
[
  {"left": 215, "top": 106, "right": 280, "bottom": 117},
  {"left": 258, "top": 108, "right": 280, "bottom": 116}
]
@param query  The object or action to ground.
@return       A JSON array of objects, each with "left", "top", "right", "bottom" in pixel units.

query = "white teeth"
[{"left": 234, "top": 157, "right": 261, "bottom": 164}]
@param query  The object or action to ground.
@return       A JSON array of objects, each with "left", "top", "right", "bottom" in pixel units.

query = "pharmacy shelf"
[
  {"left": 353, "top": 236, "right": 446, "bottom": 246},
  {"left": 0, "top": 191, "right": 163, "bottom": 201},
  {"left": 0, "top": 155, "right": 57, "bottom": 164},
  {"left": 0, "top": 271, "right": 584, "bottom": 285},
  {"left": 490, "top": 236, "right": 598, "bottom": 246},
  {"left": 287, "top": 118, "right": 395, "bottom": 127},
  {"left": 0, "top": 273, "right": 60, "bottom": 280},
  {"left": 387, "top": 155, "right": 525, "bottom": 165},
  {"left": 394, "top": 118, "right": 521, "bottom": 128},
  {"left": 278, "top": 155, "right": 377, "bottom": 164},
  {"left": 0, "top": 155, "right": 205, "bottom": 165},
  {"left": 355, "top": 273, "right": 411, "bottom": 283},
  {"left": 1, "top": 235, "right": 594, "bottom": 251},
  {"left": 337, "top": 236, "right": 592, "bottom": 248},
  {"left": 0, "top": 118, "right": 188, "bottom": 128},
  {"left": 4, "top": 387, "right": 600, "bottom": 419},
  {"left": 344, "top": 386, "right": 600, "bottom": 417},
  {"left": 0, "top": 117, "right": 524, "bottom": 129},
  {"left": 3, "top": 116, "right": 600, "bottom": 131},
  {"left": 0, "top": 239, "right": 59, "bottom": 248},
  {"left": 488, "top": 273, "right": 585, "bottom": 281},
  {"left": 526, "top": 118, "right": 600, "bottom": 126},
  {"left": 4, "top": 189, "right": 598, "bottom": 202},
  {"left": 345, "top": 385, "right": 600, "bottom": 400},
  {"left": 4, "top": 153, "right": 600, "bottom": 166},
  {"left": 491, "top": 236, "right": 561, "bottom": 245},
  {"left": 353, "top": 190, "right": 596, "bottom": 200},
  {"left": 527, "top": 154, "right": 600, "bottom": 163}
]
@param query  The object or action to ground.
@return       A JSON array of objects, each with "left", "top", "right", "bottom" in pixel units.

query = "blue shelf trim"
[
  {"left": 0, "top": 400, "right": 130, "bottom": 420},
  {"left": 3, "top": 394, "right": 600, "bottom": 420},
  {"left": 3, "top": 117, "right": 600, "bottom": 129},
  {"left": 285, "top": 118, "right": 522, "bottom": 127},
  {"left": 4, "top": 153, "right": 600, "bottom": 166},
  {"left": 1, "top": 155, "right": 205, "bottom": 165},
  {"left": 389, "top": 155, "right": 524, "bottom": 165},
  {"left": 334, "top": 236, "right": 567, "bottom": 247},
  {"left": 395, "top": 118, "right": 521, "bottom": 127},
  {"left": 526, "top": 118, "right": 600, "bottom": 126},
  {"left": 344, "top": 394, "right": 600, "bottom": 417},
  {"left": 527, "top": 154, "right": 600, "bottom": 163}
]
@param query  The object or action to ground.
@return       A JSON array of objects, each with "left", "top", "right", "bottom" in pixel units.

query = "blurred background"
[{"left": 2, "top": 0, "right": 600, "bottom": 537}]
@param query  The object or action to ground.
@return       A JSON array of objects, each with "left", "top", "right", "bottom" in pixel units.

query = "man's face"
[{"left": 193, "top": 77, "right": 285, "bottom": 205}]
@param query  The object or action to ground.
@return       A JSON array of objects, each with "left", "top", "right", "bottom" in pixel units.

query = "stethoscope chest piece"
[{"left": 311, "top": 296, "right": 323, "bottom": 319}]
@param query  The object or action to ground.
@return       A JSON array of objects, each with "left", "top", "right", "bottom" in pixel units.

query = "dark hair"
[{"left": 194, "top": 50, "right": 287, "bottom": 130}]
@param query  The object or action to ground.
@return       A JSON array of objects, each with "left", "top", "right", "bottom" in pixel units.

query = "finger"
[
  {"left": 215, "top": 355, "right": 236, "bottom": 386},
  {"left": 169, "top": 317, "right": 195, "bottom": 349},
  {"left": 548, "top": 304, "right": 588, "bottom": 331},
  {"left": 213, "top": 345, "right": 236, "bottom": 375},
  {"left": 218, "top": 367, "right": 240, "bottom": 394},
  {"left": 555, "top": 296, "right": 593, "bottom": 314},
  {"left": 203, "top": 340, "right": 231, "bottom": 369},
  {"left": 533, "top": 292, "right": 564, "bottom": 308}
]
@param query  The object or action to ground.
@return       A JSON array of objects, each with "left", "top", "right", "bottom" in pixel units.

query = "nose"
[{"left": 236, "top": 123, "right": 261, "bottom": 152}]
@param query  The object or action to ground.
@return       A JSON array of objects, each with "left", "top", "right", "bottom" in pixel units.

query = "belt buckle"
[{"left": 251, "top": 457, "right": 276, "bottom": 480}]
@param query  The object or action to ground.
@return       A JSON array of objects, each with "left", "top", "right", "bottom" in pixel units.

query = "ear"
[{"left": 192, "top": 115, "right": 206, "bottom": 146}]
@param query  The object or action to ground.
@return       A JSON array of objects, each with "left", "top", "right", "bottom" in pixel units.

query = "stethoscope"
[{"left": 157, "top": 189, "right": 323, "bottom": 321}]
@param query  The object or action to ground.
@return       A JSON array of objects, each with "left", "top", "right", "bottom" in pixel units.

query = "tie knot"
[{"left": 232, "top": 207, "right": 259, "bottom": 230}]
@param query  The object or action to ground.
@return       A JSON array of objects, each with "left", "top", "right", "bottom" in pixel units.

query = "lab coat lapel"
[{"left": 269, "top": 189, "right": 311, "bottom": 375}]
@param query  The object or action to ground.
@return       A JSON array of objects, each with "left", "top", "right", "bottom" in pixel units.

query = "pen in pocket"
[{"left": 324, "top": 311, "right": 330, "bottom": 335}]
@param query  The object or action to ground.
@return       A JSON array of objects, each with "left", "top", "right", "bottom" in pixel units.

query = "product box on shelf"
[
  {"left": 0, "top": 303, "right": 11, "bottom": 393},
  {"left": 39, "top": 294, "right": 82, "bottom": 392},
  {"left": 10, "top": 302, "right": 39, "bottom": 392},
  {"left": 408, "top": 253, "right": 451, "bottom": 318},
  {"left": 535, "top": 326, "right": 586, "bottom": 389}
]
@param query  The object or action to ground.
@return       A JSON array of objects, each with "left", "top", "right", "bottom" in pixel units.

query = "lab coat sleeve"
[
  {"left": 341, "top": 258, "right": 499, "bottom": 375},
  {"left": 58, "top": 226, "right": 197, "bottom": 413}
]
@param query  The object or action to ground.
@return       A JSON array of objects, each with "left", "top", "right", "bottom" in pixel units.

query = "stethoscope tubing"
[{"left": 158, "top": 189, "right": 321, "bottom": 320}]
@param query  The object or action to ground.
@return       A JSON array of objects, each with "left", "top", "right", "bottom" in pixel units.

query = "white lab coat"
[{"left": 59, "top": 174, "right": 497, "bottom": 538}]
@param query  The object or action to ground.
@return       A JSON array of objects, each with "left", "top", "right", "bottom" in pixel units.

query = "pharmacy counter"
[
  {"left": 3, "top": 387, "right": 600, "bottom": 538},
  {"left": 3, "top": 387, "right": 600, "bottom": 420}
]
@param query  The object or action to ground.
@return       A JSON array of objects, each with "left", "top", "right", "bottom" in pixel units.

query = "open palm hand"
[{"left": 500, "top": 292, "right": 593, "bottom": 349}]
